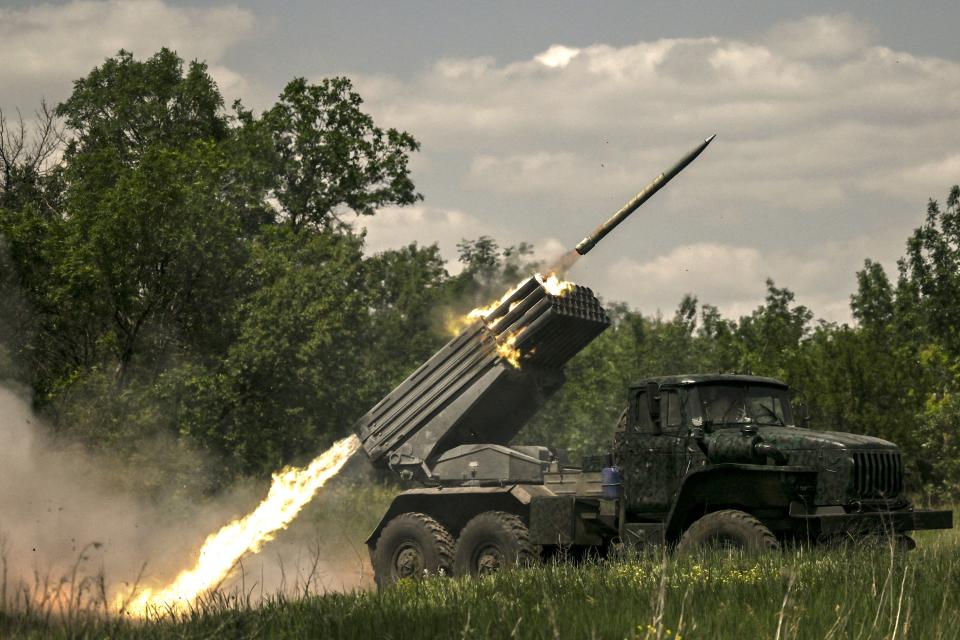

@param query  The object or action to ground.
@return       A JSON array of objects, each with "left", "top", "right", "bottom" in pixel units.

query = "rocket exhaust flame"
[
  {"left": 537, "top": 273, "right": 573, "bottom": 297},
  {"left": 123, "top": 434, "right": 360, "bottom": 616},
  {"left": 446, "top": 273, "right": 576, "bottom": 369},
  {"left": 494, "top": 329, "right": 524, "bottom": 368},
  {"left": 448, "top": 272, "right": 575, "bottom": 337}
]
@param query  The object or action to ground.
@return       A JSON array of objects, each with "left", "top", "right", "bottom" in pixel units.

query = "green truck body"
[
  {"left": 354, "top": 138, "right": 951, "bottom": 586},
  {"left": 362, "top": 367, "right": 952, "bottom": 585}
]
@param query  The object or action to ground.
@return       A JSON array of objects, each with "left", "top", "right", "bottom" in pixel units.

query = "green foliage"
[
  {"left": 899, "top": 187, "right": 960, "bottom": 353},
  {"left": 261, "top": 77, "right": 421, "bottom": 231},
  {"left": 0, "top": 50, "right": 435, "bottom": 492},
  {"left": 363, "top": 243, "right": 450, "bottom": 387},
  {"left": 1, "top": 47, "right": 960, "bottom": 501},
  {"left": 188, "top": 228, "right": 372, "bottom": 475}
]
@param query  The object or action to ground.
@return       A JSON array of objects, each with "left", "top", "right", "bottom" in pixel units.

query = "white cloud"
[
  {"left": 597, "top": 231, "right": 907, "bottom": 323},
  {"left": 347, "top": 13, "right": 959, "bottom": 322},
  {"left": 467, "top": 152, "right": 580, "bottom": 194},
  {"left": 871, "top": 154, "right": 960, "bottom": 199},
  {"left": 355, "top": 206, "right": 495, "bottom": 273},
  {"left": 0, "top": 1, "right": 255, "bottom": 108},
  {"left": 607, "top": 243, "right": 765, "bottom": 306},
  {"left": 535, "top": 45, "right": 580, "bottom": 69},
  {"left": 4, "top": 8, "right": 952, "bottom": 324},
  {"left": 764, "top": 14, "right": 873, "bottom": 60},
  {"left": 356, "top": 14, "right": 959, "bottom": 174}
]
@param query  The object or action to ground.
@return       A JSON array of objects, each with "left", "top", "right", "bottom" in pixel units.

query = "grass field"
[{"left": 1, "top": 502, "right": 957, "bottom": 640}]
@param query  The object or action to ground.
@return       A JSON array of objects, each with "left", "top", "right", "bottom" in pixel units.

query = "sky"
[{"left": 2, "top": 1, "right": 959, "bottom": 323}]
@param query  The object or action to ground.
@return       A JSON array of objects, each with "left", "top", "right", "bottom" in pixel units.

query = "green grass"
[{"left": 2, "top": 521, "right": 958, "bottom": 639}]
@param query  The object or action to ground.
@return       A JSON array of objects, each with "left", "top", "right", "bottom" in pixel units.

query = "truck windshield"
[{"left": 696, "top": 384, "right": 794, "bottom": 427}]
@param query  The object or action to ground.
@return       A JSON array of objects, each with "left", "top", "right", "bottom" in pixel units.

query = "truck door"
[{"left": 616, "top": 388, "right": 688, "bottom": 515}]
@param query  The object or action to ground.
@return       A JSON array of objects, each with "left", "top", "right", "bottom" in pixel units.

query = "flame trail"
[
  {"left": 444, "top": 279, "right": 528, "bottom": 335},
  {"left": 537, "top": 273, "right": 573, "bottom": 297},
  {"left": 124, "top": 434, "right": 361, "bottom": 616},
  {"left": 494, "top": 330, "right": 524, "bottom": 368},
  {"left": 443, "top": 272, "right": 575, "bottom": 368},
  {"left": 446, "top": 272, "right": 575, "bottom": 337}
]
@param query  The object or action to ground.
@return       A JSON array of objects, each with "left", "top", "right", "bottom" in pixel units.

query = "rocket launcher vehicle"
[
  {"left": 356, "top": 276, "right": 611, "bottom": 481},
  {"left": 355, "top": 135, "right": 715, "bottom": 482}
]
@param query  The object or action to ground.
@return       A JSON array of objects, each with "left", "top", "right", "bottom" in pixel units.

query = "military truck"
[
  {"left": 353, "top": 137, "right": 953, "bottom": 586},
  {"left": 357, "top": 302, "right": 952, "bottom": 585}
]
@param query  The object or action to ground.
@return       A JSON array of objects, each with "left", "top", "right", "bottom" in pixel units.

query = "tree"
[
  {"left": 46, "top": 50, "right": 256, "bottom": 386},
  {"left": 851, "top": 259, "right": 894, "bottom": 330},
  {"left": 260, "top": 77, "right": 421, "bottom": 231},
  {"left": 0, "top": 103, "right": 65, "bottom": 384},
  {"left": 363, "top": 242, "right": 450, "bottom": 389},
  {"left": 0, "top": 101, "right": 62, "bottom": 212},
  {"left": 898, "top": 187, "right": 960, "bottom": 357},
  {"left": 161, "top": 228, "right": 371, "bottom": 476},
  {"left": 56, "top": 49, "right": 229, "bottom": 161},
  {"left": 735, "top": 280, "right": 812, "bottom": 379}
]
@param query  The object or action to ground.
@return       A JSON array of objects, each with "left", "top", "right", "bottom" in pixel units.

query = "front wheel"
[
  {"left": 677, "top": 509, "right": 779, "bottom": 553},
  {"left": 373, "top": 512, "right": 454, "bottom": 588},
  {"left": 454, "top": 511, "right": 539, "bottom": 576}
]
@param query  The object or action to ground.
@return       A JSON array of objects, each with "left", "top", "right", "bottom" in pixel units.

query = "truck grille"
[{"left": 852, "top": 451, "right": 902, "bottom": 498}]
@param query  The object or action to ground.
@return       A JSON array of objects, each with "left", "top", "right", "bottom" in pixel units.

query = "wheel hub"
[
  {"left": 475, "top": 545, "right": 503, "bottom": 574},
  {"left": 393, "top": 543, "right": 424, "bottom": 579}
]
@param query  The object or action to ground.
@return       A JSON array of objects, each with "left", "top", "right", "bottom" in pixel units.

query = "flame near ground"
[
  {"left": 122, "top": 434, "right": 361, "bottom": 616},
  {"left": 120, "top": 272, "right": 577, "bottom": 616}
]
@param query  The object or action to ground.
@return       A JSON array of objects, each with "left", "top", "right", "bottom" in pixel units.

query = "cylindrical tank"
[{"left": 601, "top": 466, "right": 623, "bottom": 499}]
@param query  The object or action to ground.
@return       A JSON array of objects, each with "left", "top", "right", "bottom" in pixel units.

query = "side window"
[
  {"left": 663, "top": 390, "right": 683, "bottom": 431},
  {"left": 634, "top": 391, "right": 653, "bottom": 432}
]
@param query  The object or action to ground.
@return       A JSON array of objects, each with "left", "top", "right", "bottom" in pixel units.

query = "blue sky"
[{"left": 2, "top": 1, "right": 959, "bottom": 321}]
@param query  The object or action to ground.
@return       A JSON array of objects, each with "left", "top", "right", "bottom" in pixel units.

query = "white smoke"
[{"left": 0, "top": 384, "right": 376, "bottom": 613}]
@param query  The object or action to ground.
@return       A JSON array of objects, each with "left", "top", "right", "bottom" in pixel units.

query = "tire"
[
  {"left": 677, "top": 509, "right": 780, "bottom": 553},
  {"left": 373, "top": 512, "right": 454, "bottom": 588},
  {"left": 453, "top": 511, "right": 538, "bottom": 576}
]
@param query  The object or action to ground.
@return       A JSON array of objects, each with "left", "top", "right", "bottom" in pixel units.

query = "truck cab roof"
[{"left": 630, "top": 373, "right": 788, "bottom": 390}]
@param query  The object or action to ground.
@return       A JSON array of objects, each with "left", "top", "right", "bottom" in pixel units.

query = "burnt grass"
[{"left": 2, "top": 516, "right": 957, "bottom": 640}]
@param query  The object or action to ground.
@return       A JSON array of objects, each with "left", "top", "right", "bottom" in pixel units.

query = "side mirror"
[
  {"left": 646, "top": 381, "right": 662, "bottom": 434},
  {"left": 798, "top": 403, "right": 810, "bottom": 428},
  {"left": 790, "top": 387, "right": 811, "bottom": 428}
]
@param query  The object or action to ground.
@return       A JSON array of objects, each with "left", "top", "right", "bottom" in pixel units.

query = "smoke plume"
[{"left": 0, "top": 384, "right": 376, "bottom": 614}]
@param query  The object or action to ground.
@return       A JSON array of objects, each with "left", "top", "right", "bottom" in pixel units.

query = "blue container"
[{"left": 601, "top": 466, "right": 623, "bottom": 499}]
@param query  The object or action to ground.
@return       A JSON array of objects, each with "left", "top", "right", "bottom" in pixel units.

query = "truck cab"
[
  {"left": 365, "top": 373, "right": 952, "bottom": 586},
  {"left": 613, "top": 374, "right": 951, "bottom": 549}
]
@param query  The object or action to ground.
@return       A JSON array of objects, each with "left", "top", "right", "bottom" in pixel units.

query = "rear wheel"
[
  {"left": 454, "top": 511, "right": 538, "bottom": 576},
  {"left": 677, "top": 509, "right": 779, "bottom": 553},
  {"left": 373, "top": 512, "right": 454, "bottom": 588}
]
